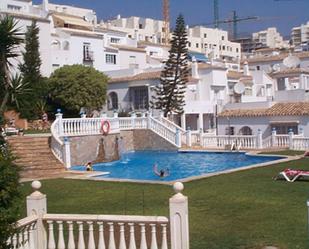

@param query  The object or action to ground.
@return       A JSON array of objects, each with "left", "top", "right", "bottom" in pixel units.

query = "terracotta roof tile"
[
  {"left": 110, "top": 45, "right": 146, "bottom": 53},
  {"left": 109, "top": 71, "right": 198, "bottom": 84},
  {"left": 242, "top": 52, "right": 309, "bottom": 64},
  {"left": 219, "top": 102, "right": 309, "bottom": 117},
  {"left": 270, "top": 68, "right": 309, "bottom": 78}
]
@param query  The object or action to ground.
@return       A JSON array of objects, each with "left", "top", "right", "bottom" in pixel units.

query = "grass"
[{"left": 20, "top": 157, "right": 309, "bottom": 249}]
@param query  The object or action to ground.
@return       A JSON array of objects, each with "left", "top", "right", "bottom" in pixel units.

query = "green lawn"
[{"left": 20, "top": 157, "right": 309, "bottom": 249}]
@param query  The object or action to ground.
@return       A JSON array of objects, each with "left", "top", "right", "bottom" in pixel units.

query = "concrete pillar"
[
  {"left": 198, "top": 113, "right": 204, "bottom": 132},
  {"left": 175, "top": 128, "right": 181, "bottom": 148},
  {"left": 199, "top": 128, "right": 204, "bottom": 146},
  {"left": 131, "top": 112, "right": 136, "bottom": 128},
  {"left": 271, "top": 128, "right": 277, "bottom": 147},
  {"left": 55, "top": 110, "right": 63, "bottom": 136},
  {"left": 113, "top": 111, "right": 118, "bottom": 118},
  {"left": 63, "top": 137, "right": 71, "bottom": 169},
  {"left": 169, "top": 182, "right": 189, "bottom": 249},
  {"left": 257, "top": 129, "right": 263, "bottom": 149},
  {"left": 186, "top": 128, "right": 192, "bottom": 147},
  {"left": 80, "top": 113, "right": 87, "bottom": 119},
  {"left": 299, "top": 127, "right": 304, "bottom": 137},
  {"left": 27, "top": 181, "right": 47, "bottom": 249},
  {"left": 289, "top": 129, "right": 294, "bottom": 150},
  {"left": 181, "top": 114, "right": 186, "bottom": 131}
]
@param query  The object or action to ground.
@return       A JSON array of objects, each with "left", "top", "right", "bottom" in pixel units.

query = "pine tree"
[
  {"left": 18, "top": 21, "right": 43, "bottom": 119},
  {"left": 151, "top": 14, "right": 189, "bottom": 117}
]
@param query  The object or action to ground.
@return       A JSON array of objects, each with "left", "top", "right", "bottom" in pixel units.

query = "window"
[
  {"left": 196, "top": 43, "right": 199, "bottom": 48},
  {"left": 204, "top": 33, "right": 207, "bottom": 38},
  {"left": 236, "top": 48, "right": 239, "bottom": 53},
  {"left": 256, "top": 66, "right": 260, "bottom": 71},
  {"left": 131, "top": 87, "right": 149, "bottom": 110},
  {"left": 162, "top": 27, "right": 166, "bottom": 32},
  {"left": 204, "top": 43, "right": 208, "bottom": 48},
  {"left": 222, "top": 36, "right": 225, "bottom": 40},
  {"left": 139, "top": 23, "right": 143, "bottom": 29},
  {"left": 83, "top": 43, "right": 93, "bottom": 61},
  {"left": 225, "top": 126, "right": 235, "bottom": 135},
  {"left": 201, "top": 43, "right": 203, "bottom": 48},
  {"left": 272, "top": 124, "right": 298, "bottom": 135},
  {"left": 108, "top": 92, "right": 118, "bottom": 110},
  {"left": 128, "top": 35, "right": 132, "bottom": 38},
  {"left": 7, "top": 4, "right": 21, "bottom": 11},
  {"left": 110, "top": 38, "right": 120, "bottom": 43},
  {"left": 188, "top": 42, "right": 191, "bottom": 47},
  {"left": 239, "top": 126, "right": 252, "bottom": 135},
  {"left": 222, "top": 46, "right": 225, "bottom": 50},
  {"left": 106, "top": 54, "right": 116, "bottom": 64}
]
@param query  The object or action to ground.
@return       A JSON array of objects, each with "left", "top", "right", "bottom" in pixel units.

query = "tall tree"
[
  {"left": 0, "top": 15, "right": 23, "bottom": 113},
  {"left": 151, "top": 14, "right": 189, "bottom": 117},
  {"left": 18, "top": 21, "right": 43, "bottom": 119}
]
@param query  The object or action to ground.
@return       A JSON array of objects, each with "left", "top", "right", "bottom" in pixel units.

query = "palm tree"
[{"left": 0, "top": 15, "right": 23, "bottom": 113}]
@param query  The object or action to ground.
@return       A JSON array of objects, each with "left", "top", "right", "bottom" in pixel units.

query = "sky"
[{"left": 33, "top": 0, "right": 309, "bottom": 37}]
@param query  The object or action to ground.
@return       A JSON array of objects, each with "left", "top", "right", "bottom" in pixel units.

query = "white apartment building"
[
  {"left": 187, "top": 26, "right": 241, "bottom": 62},
  {"left": 252, "top": 27, "right": 288, "bottom": 49},
  {"left": 104, "top": 15, "right": 167, "bottom": 44},
  {"left": 1, "top": 0, "right": 159, "bottom": 76},
  {"left": 291, "top": 21, "right": 309, "bottom": 46}
]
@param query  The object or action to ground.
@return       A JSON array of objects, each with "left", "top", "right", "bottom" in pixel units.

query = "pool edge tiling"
[{"left": 70, "top": 150, "right": 293, "bottom": 183}]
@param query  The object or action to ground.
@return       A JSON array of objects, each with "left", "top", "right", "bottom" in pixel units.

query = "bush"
[{"left": 48, "top": 65, "right": 108, "bottom": 117}]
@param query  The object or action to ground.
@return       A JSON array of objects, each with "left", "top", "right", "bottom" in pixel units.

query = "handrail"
[
  {"left": 44, "top": 213, "right": 168, "bottom": 223},
  {"left": 50, "top": 118, "right": 64, "bottom": 163},
  {"left": 158, "top": 116, "right": 186, "bottom": 133},
  {"left": 16, "top": 215, "right": 38, "bottom": 228}
]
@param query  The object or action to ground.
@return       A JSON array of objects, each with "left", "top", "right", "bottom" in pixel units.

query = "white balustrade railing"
[
  {"left": 44, "top": 214, "right": 168, "bottom": 249},
  {"left": 149, "top": 116, "right": 178, "bottom": 147},
  {"left": 274, "top": 135, "right": 289, "bottom": 148},
  {"left": 191, "top": 132, "right": 200, "bottom": 145},
  {"left": 292, "top": 137, "right": 309, "bottom": 150},
  {"left": 9, "top": 215, "right": 38, "bottom": 249},
  {"left": 262, "top": 136, "right": 272, "bottom": 149},
  {"left": 201, "top": 135, "right": 257, "bottom": 149},
  {"left": 158, "top": 117, "right": 186, "bottom": 146},
  {"left": 50, "top": 118, "right": 64, "bottom": 164},
  {"left": 11, "top": 181, "right": 189, "bottom": 249}
]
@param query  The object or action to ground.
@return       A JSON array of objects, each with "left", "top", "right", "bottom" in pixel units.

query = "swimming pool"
[{"left": 72, "top": 150, "right": 285, "bottom": 182}]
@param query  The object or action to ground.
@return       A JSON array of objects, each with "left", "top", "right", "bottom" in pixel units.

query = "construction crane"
[
  {"left": 162, "top": 0, "right": 170, "bottom": 45},
  {"left": 214, "top": 0, "right": 219, "bottom": 28},
  {"left": 198, "top": 11, "right": 258, "bottom": 40}
]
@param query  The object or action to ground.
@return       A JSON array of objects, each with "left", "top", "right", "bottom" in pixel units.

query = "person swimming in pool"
[{"left": 153, "top": 163, "right": 170, "bottom": 178}]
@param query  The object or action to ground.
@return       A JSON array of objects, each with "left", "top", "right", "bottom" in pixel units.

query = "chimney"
[
  {"left": 192, "top": 57, "right": 199, "bottom": 79},
  {"left": 243, "top": 61, "right": 250, "bottom": 76}
]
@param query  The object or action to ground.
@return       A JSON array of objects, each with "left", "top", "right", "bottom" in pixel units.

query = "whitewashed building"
[
  {"left": 187, "top": 26, "right": 241, "bottom": 62},
  {"left": 252, "top": 27, "right": 288, "bottom": 49},
  {"left": 291, "top": 21, "right": 309, "bottom": 47}
]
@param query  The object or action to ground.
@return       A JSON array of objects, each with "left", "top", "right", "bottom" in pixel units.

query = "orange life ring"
[{"left": 100, "top": 120, "right": 110, "bottom": 135}]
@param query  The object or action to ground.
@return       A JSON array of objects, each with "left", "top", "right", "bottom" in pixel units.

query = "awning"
[
  {"left": 53, "top": 14, "right": 93, "bottom": 28},
  {"left": 270, "top": 121, "right": 299, "bottom": 124},
  {"left": 188, "top": 52, "right": 208, "bottom": 62}
]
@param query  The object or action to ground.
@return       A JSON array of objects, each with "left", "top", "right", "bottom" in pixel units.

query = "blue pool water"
[{"left": 72, "top": 151, "right": 284, "bottom": 182}]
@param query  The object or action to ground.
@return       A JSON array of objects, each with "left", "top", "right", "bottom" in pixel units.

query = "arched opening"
[
  {"left": 51, "top": 40, "right": 60, "bottom": 50},
  {"left": 238, "top": 126, "right": 253, "bottom": 135},
  {"left": 63, "top": 41, "right": 70, "bottom": 50},
  {"left": 108, "top": 92, "right": 118, "bottom": 110}
]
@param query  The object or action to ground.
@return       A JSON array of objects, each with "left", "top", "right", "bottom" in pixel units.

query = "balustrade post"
[
  {"left": 289, "top": 129, "right": 294, "bottom": 150},
  {"left": 299, "top": 127, "right": 304, "bottom": 137},
  {"left": 147, "top": 112, "right": 152, "bottom": 129},
  {"left": 169, "top": 182, "right": 189, "bottom": 249},
  {"left": 175, "top": 128, "right": 181, "bottom": 148},
  {"left": 199, "top": 128, "right": 203, "bottom": 147},
  {"left": 55, "top": 109, "right": 63, "bottom": 136},
  {"left": 271, "top": 128, "right": 277, "bottom": 147},
  {"left": 113, "top": 111, "right": 119, "bottom": 118},
  {"left": 186, "top": 128, "right": 192, "bottom": 147},
  {"left": 81, "top": 113, "right": 87, "bottom": 119},
  {"left": 257, "top": 129, "right": 263, "bottom": 149},
  {"left": 26, "top": 181, "right": 47, "bottom": 249},
  {"left": 63, "top": 137, "right": 71, "bottom": 169},
  {"left": 131, "top": 112, "right": 136, "bottom": 129}
]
